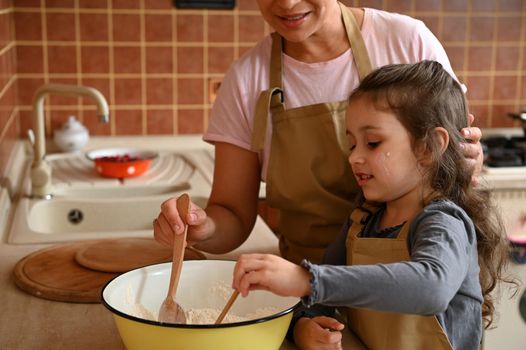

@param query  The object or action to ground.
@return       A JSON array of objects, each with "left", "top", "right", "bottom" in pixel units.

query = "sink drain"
[{"left": 67, "top": 209, "right": 84, "bottom": 224}]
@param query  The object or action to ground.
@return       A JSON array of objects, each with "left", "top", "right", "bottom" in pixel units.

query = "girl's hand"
[
  {"left": 461, "top": 114, "right": 484, "bottom": 186},
  {"left": 232, "top": 254, "right": 311, "bottom": 297},
  {"left": 294, "top": 316, "right": 345, "bottom": 350},
  {"left": 153, "top": 195, "right": 211, "bottom": 247}
]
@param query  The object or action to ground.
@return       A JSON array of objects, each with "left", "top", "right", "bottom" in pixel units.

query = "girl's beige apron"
[
  {"left": 345, "top": 204, "right": 453, "bottom": 350},
  {"left": 251, "top": 3, "right": 372, "bottom": 264}
]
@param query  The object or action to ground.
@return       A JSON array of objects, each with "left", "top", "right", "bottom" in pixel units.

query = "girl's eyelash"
[
  {"left": 368, "top": 141, "right": 380, "bottom": 148},
  {"left": 349, "top": 145, "right": 356, "bottom": 152}
]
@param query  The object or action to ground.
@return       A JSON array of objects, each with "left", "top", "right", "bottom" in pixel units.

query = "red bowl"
[{"left": 86, "top": 148, "right": 158, "bottom": 178}]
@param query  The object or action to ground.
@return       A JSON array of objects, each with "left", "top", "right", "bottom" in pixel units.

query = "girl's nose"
[{"left": 348, "top": 148, "right": 364, "bottom": 165}]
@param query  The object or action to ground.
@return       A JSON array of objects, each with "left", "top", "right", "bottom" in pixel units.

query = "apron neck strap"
[
  {"left": 269, "top": 32, "right": 283, "bottom": 91},
  {"left": 338, "top": 2, "right": 373, "bottom": 80},
  {"left": 348, "top": 202, "right": 379, "bottom": 238},
  {"left": 349, "top": 202, "right": 412, "bottom": 240}
]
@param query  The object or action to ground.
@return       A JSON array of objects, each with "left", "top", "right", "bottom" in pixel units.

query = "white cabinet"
[{"left": 483, "top": 186, "right": 526, "bottom": 349}]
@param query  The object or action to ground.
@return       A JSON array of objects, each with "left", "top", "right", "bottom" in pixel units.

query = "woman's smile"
[{"left": 277, "top": 12, "right": 311, "bottom": 28}]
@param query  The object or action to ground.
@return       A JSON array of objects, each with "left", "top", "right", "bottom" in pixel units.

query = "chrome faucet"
[{"left": 31, "top": 83, "right": 110, "bottom": 199}]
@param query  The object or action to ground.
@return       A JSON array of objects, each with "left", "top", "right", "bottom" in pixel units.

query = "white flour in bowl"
[
  {"left": 185, "top": 306, "right": 280, "bottom": 325},
  {"left": 126, "top": 282, "right": 280, "bottom": 324}
]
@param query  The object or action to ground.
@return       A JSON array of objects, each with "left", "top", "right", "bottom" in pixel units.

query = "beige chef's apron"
[
  {"left": 251, "top": 3, "right": 373, "bottom": 264},
  {"left": 345, "top": 203, "right": 453, "bottom": 350}
]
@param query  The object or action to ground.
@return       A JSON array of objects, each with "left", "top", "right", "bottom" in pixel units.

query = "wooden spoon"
[
  {"left": 157, "top": 194, "right": 190, "bottom": 324},
  {"left": 215, "top": 290, "right": 240, "bottom": 324}
]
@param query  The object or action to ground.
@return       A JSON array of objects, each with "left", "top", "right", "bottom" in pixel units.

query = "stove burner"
[{"left": 482, "top": 136, "right": 526, "bottom": 167}]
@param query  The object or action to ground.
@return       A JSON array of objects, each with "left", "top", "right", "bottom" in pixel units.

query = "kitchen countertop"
[
  {"left": 0, "top": 240, "right": 365, "bottom": 349},
  {"left": 0, "top": 135, "right": 365, "bottom": 349}
]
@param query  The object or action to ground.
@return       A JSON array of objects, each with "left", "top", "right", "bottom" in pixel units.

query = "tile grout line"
[
  {"left": 17, "top": 72, "right": 229, "bottom": 78},
  {"left": 0, "top": 105, "right": 19, "bottom": 143},
  {"left": 40, "top": 0, "right": 50, "bottom": 136},
  {"left": 108, "top": 0, "right": 116, "bottom": 135},
  {"left": 12, "top": 7, "right": 263, "bottom": 16},
  {"left": 16, "top": 104, "right": 208, "bottom": 111},
  {"left": 0, "top": 41, "right": 15, "bottom": 57},
  {"left": 462, "top": 0, "right": 469, "bottom": 82},
  {"left": 488, "top": 4, "right": 499, "bottom": 127},
  {"left": 463, "top": 0, "right": 472, "bottom": 123},
  {"left": 515, "top": 1, "right": 526, "bottom": 111},
  {"left": 16, "top": 40, "right": 261, "bottom": 48},
  {"left": 0, "top": 75, "right": 17, "bottom": 106},
  {"left": 203, "top": 8, "right": 208, "bottom": 133},
  {"left": 233, "top": 4, "right": 239, "bottom": 60},
  {"left": 172, "top": 7, "right": 178, "bottom": 135},
  {"left": 140, "top": 0, "right": 147, "bottom": 135},
  {"left": 74, "top": 0, "right": 82, "bottom": 124}
]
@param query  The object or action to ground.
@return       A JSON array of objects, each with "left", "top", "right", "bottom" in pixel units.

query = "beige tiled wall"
[{"left": 1, "top": 0, "right": 525, "bottom": 178}]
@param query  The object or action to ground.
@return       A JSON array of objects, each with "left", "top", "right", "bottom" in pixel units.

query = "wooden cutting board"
[
  {"left": 13, "top": 238, "right": 206, "bottom": 303},
  {"left": 74, "top": 237, "right": 206, "bottom": 273}
]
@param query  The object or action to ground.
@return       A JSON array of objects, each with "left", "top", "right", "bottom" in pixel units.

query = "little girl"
[{"left": 232, "top": 61, "right": 511, "bottom": 350}]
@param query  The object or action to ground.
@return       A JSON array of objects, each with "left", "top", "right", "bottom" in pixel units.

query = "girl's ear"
[
  {"left": 417, "top": 127, "right": 449, "bottom": 166},
  {"left": 433, "top": 127, "right": 450, "bottom": 154}
]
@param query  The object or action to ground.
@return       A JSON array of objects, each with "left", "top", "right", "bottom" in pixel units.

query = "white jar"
[{"left": 53, "top": 116, "right": 90, "bottom": 152}]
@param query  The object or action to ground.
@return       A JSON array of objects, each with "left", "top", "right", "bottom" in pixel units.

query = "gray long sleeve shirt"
[{"left": 298, "top": 199, "right": 483, "bottom": 350}]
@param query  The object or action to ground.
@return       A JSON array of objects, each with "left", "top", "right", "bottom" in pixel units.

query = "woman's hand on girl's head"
[
  {"left": 293, "top": 316, "right": 344, "bottom": 350},
  {"left": 153, "top": 195, "right": 210, "bottom": 247},
  {"left": 461, "top": 114, "right": 484, "bottom": 186},
  {"left": 232, "top": 254, "right": 312, "bottom": 298}
]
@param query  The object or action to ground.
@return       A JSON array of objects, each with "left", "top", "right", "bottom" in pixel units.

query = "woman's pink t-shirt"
[{"left": 204, "top": 8, "right": 461, "bottom": 180}]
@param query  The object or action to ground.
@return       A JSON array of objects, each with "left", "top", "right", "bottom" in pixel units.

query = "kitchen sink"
[
  {"left": 7, "top": 147, "right": 214, "bottom": 244},
  {"left": 9, "top": 195, "right": 208, "bottom": 243}
]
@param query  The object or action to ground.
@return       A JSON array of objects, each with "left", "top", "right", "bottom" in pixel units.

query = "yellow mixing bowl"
[{"left": 101, "top": 260, "right": 300, "bottom": 350}]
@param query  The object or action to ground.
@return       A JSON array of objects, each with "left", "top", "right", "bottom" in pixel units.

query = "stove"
[
  {"left": 482, "top": 111, "right": 526, "bottom": 168},
  {"left": 482, "top": 136, "right": 526, "bottom": 167}
]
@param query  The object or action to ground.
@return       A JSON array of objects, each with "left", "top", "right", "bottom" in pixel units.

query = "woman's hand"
[
  {"left": 294, "top": 316, "right": 345, "bottom": 350},
  {"left": 461, "top": 114, "right": 484, "bottom": 186},
  {"left": 232, "top": 254, "right": 311, "bottom": 298},
  {"left": 153, "top": 195, "right": 211, "bottom": 247}
]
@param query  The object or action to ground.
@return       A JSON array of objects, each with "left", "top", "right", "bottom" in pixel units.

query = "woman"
[{"left": 153, "top": 0, "right": 483, "bottom": 265}]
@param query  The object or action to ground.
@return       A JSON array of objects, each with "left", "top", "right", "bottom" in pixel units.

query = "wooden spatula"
[
  {"left": 215, "top": 290, "right": 240, "bottom": 324},
  {"left": 157, "top": 194, "right": 190, "bottom": 324}
]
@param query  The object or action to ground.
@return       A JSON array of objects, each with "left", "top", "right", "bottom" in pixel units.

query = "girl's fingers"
[
  {"left": 313, "top": 316, "right": 345, "bottom": 331},
  {"left": 239, "top": 270, "right": 268, "bottom": 296},
  {"left": 233, "top": 255, "right": 275, "bottom": 294},
  {"left": 313, "top": 318, "right": 344, "bottom": 345}
]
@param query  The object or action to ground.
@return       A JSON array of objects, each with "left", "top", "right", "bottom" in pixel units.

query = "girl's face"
[
  {"left": 256, "top": 0, "right": 337, "bottom": 43},
  {"left": 346, "top": 95, "right": 426, "bottom": 204}
]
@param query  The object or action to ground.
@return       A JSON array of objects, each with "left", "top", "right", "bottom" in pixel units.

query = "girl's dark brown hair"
[{"left": 349, "top": 60, "right": 513, "bottom": 328}]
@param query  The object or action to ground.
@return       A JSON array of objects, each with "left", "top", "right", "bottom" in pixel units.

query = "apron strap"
[
  {"left": 348, "top": 202, "right": 412, "bottom": 240},
  {"left": 251, "top": 87, "right": 284, "bottom": 151},
  {"left": 269, "top": 32, "right": 283, "bottom": 91},
  {"left": 348, "top": 202, "right": 379, "bottom": 239},
  {"left": 251, "top": 31, "right": 286, "bottom": 151},
  {"left": 339, "top": 2, "right": 373, "bottom": 79}
]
